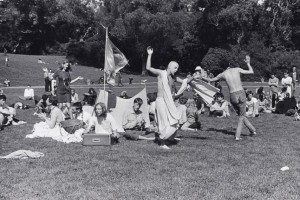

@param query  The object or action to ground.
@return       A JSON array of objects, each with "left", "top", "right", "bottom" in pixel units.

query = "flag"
[{"left": 104, "top": 34, "right": 128, "bottom": 86}]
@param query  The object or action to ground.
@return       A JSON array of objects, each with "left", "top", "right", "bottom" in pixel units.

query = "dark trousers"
[{"left": 45, "top": 78, "right": 51, "bottom": 92}]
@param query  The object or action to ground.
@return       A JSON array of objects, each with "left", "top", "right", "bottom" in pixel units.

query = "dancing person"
[
  {"left": 53, "top": 62, "right": 83, "bottom": 118},
  {"left": 203, "top": 55, "right": 257, "bottom": 141},
  {"left": 146, "top": 47, "right": 191, "bottom": 149}
]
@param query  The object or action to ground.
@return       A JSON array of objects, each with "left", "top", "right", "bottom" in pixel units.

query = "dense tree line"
[{"left": 1, "top": 0, "right": 300, "bottom": 79}]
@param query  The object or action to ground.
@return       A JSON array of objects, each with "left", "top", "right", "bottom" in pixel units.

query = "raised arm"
[
  {"left": 146, "top": 47, "right": 162, "bottom": 76},
  {"left": 202, "top": 73, "right": 223, "bottom": 83},
  {"left": 70, "top": 76, "right": 84, "bottom": 84},
  {"left": 239, "top": 55, "right": 254, "bottom": 74}
]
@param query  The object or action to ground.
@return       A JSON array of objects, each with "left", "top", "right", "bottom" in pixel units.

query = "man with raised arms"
[{"left": 203, "top": 55, "right": 257, "bottom": 140}]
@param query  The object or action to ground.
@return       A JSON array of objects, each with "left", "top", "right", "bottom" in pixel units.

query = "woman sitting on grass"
[
  {"left": 29, "top": 96, "right": 65, "bottom": 137},
  {"left": 83, "top": 103, "right": 120, "bottom": 143},
  {"left": 27, "top": 96, "right": 84, "bottom": 142}
]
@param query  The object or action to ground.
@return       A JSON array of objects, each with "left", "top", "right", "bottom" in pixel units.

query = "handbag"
[{"left": 60, "top": 119, "right": 84, "bottom": 134}]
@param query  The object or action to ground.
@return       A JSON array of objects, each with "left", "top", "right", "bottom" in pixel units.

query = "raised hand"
[{"left": 147, "top": 46, "right": 153, "bottom": 55}]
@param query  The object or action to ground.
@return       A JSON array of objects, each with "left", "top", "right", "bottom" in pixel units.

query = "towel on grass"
[{"left": 0, "top": 150, "right": 44, "bottom": 159}]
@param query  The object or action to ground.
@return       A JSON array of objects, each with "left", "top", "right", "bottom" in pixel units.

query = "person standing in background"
[{"left": 292, "top": 67, "right": 297, "bottom": 96}]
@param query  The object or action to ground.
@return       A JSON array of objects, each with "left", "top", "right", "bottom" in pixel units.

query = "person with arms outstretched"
[
  {"left": 146, "top": 47, "right": 191, "bottom": 149},
  {"left": 203, "top": 55, "right": 256, "bottom": 140}
]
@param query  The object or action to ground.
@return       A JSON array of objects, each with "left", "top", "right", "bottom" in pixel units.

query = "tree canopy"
[{"left": 1, "top": 0, "right": 299, "bottom": 79}]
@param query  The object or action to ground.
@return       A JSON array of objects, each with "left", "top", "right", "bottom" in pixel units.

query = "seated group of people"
[{"left": 243, "top": 86, "right": 299, "bottom": 118}]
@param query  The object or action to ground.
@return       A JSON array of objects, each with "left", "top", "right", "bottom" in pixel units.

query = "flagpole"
[{"left": 104, "top": 27, "right": 108, "bottom": 92}]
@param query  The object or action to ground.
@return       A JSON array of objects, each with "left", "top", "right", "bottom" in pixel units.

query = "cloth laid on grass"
[
  {"left": 189, "top": 79, "right": 220, "bottom": 105},
  {"left": 0, "top": 150, "right": 44, "bottom": 159},
  {"left": 26, "top": 121, "right": 84, "bottom": 143},
  {"left": 110, "top": 88, "right": 150, "bottom": 132}
]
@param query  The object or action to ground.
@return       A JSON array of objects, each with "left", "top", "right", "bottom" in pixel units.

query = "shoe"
[{"left": 235, "top": 137, "right": 242, "bottom": 141}]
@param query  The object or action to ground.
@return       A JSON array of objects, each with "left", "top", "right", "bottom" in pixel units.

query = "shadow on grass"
[
  {"left": 206, "top": 128, "right": 236, "bottom": 136},
  {"left": 182, "top": 136, "right": 209, "bottom": 140}
]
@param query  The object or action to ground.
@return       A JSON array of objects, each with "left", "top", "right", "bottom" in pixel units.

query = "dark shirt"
[{"left": 53, "top": 70, "right": 71, "bottom": 94}]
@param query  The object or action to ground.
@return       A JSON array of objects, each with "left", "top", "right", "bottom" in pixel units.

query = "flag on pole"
[{"left": 104, "top": 35, "right": 128, "bottom": 86}]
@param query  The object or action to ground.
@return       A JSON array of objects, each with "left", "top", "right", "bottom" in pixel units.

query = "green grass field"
[{"left": 0, "top": 54, "right": 300, "bottom": 200}]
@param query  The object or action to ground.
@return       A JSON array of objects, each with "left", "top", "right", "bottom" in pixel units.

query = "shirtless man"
[{"left": 203, "top": 55, "right": 256, "bottom": 140}]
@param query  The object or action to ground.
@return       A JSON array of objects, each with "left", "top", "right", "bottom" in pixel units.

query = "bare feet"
[{"left": 235, "top": 137, "right": 242, "bottom": 141}]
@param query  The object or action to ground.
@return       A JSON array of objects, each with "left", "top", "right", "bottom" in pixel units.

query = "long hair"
[{"left": 94, "top": 102, "right": 107, "bottom": 118}]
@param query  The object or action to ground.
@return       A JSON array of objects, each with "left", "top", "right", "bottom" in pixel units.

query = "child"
[{"left": 209, "top": 92, "right": 230, "bottom": 117}]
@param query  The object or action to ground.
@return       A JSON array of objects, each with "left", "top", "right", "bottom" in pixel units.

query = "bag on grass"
[{"left": 60, "top": 119, "right": 84, "bottom": 134}]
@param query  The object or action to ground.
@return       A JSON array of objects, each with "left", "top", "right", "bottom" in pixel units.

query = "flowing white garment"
[
  {"left": 155, "top": 71, "right": 180, "bottom": 139},
  {"left": 26, "top": 121, "right": 84, "bottom": 143}
]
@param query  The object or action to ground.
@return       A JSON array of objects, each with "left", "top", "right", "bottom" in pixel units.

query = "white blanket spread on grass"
[
  {"left": 26, "top": 121, "right": 84, "bottom": 143},
  {"left": 0, "top": 150, "right": 44, "bottom": 159}
]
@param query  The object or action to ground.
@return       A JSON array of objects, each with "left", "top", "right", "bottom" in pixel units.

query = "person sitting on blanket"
[
  {"left": 209, "top": 92, "right": 230, "bottom": 118},
  {"left": 27, "top": 96, "right": 84, "bottom": 142},
  {"left": 30, "top": 96, "right": 65, "bottom": 135},
  {"left": 122, "top": 98, "right": 155, "bottom": 141},
  {"left": 84, "top": 102, "right": 120, "bottom": 142},
  {"left": 70, "top": 102, "right": 92, "bottom": 128}
]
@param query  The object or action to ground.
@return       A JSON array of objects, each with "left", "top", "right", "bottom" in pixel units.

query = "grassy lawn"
[
  {"left": 0, "top": 54, "right": 156, "bottom": 87},
  {"left": 0, "top": 54, "right": 300, "bottom": 199}
]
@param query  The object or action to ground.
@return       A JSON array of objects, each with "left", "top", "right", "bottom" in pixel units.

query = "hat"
[{"left": 195, "top": 66, "right": 202, "bottom": 71}]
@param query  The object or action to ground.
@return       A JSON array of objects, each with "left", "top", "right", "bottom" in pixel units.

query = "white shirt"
[
  {"left": 24, "top": 88, "right": 34, "bottom": 98},
  {"left": 281, "top": 76, "right": 293, "bottom": 96},
  {"left": 88, "top": 113, "right": 117, "bottom": 135}
]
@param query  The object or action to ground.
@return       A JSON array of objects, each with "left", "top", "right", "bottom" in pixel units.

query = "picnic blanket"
[{"left": 0, "top": 150, "right": 44, "bottom": 159}]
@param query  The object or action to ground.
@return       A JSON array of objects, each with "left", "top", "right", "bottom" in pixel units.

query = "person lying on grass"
[
  {"left": 122, "top": 98, "right": 155, "bottom": 141},
  {"left": 83, "top": 102, "right": 120, "bottom": 143}
]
